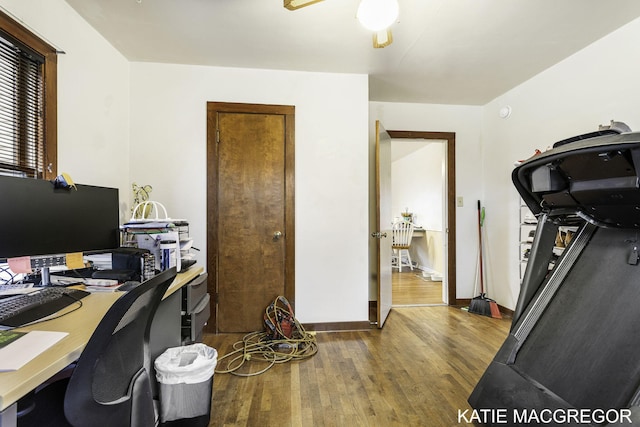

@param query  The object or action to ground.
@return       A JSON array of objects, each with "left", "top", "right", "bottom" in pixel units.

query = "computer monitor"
[{"left": 0, "top": 175, "right": 120, "bottom": 283}]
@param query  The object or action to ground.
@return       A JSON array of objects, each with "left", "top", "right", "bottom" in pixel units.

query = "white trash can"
[{"left": 154, "top": 343, "right": 217, "bottom": 426}]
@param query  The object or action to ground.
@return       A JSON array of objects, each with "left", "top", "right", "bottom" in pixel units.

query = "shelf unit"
[
  {"left": 121, "top": 222, "right": 209, "bottom": 344},
  {"left": 519, "top": 202, "right": 578, "bottom": 281},
  {"left": 519, "top": 203, "right": 537, "bottom": 281},
  {"left": 120, "top": 220, "right": 196, "bottom": 274}
]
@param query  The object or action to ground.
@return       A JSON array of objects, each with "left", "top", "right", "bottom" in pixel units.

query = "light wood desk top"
[
  {"left": 0, "top": 267, "right": 203, "bottom": 412},
  {"left": 412, "top": 228, "right": 425, "bottom": 237}
]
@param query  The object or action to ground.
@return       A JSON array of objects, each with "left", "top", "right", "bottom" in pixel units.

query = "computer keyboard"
[{"left": 0, "top": 287, "right": 90, "bottom": 328}]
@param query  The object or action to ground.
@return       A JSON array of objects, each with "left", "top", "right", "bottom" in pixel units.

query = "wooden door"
[
  {"left": 207, "top": 102, "right": 295, "bottom": 333},
  {"left": 375, "top": 121, "right": 393, "bottom": 328}
]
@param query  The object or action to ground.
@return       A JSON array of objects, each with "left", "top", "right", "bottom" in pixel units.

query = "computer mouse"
[{"left": 118, "top": 281, "right": 141, "bottom": 292}]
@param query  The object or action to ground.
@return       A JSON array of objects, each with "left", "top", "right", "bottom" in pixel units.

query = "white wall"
[
  {"left": 2, "top": 1, "right": 371, "bottom": 325},
  {"left": 12, "top": 0, "right": 640, "bottom": 318},
  {"left": 373, "top": 17, "right": 640, "bottom": 311},
  {"left": 129, "top": 63, "right": 370, "bottom": 324},
  {"left": 369, "top": 102, "right": 484, "bottom": 301},
  {"left": 392, "top": 142, "right": 445, "bottom": 274},
  {"left": 481, "top": 17, "right": 640, "bottom": 310},
  {"left": 0, "top": 0, "right": 131, "bottom": 221},
  {"left": 391, "top": 142, "right": 444, "bottom": 231}
]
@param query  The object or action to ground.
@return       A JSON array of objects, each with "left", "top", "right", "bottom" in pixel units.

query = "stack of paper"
[
  {"left": 84, "top": 278, "right": 123, "bottom": 292},
  {"left": 0, "top": 330, "right": 68, "bottom": 371}
]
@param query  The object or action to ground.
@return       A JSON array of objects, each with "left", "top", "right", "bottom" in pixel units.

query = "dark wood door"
[{"left": 207, "top": 102, "right": 295, "bottom": 333}]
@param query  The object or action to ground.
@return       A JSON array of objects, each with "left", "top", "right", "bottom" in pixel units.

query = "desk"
[
  {"left": 412, "top": 228, "right": 425, "bottom": 238},
  {"left": 0, "top": 267, "right": 204, "bottom": 426}
]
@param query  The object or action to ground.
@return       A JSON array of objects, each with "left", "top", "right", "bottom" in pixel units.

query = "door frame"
[
  {"left": 386, "top": 130, "right": 457, "bottom": 306},
  {"left": 206, "top": 102, "right": 296, "bottom": 332}
]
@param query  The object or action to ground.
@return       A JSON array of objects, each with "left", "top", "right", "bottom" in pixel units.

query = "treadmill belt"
[{"left": 515, "top": 227, "right": 640, "bottom": 409}]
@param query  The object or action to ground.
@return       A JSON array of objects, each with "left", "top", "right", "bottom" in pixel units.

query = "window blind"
[{"left": 0, "top": 33, "right": 44, "bottom": 178}]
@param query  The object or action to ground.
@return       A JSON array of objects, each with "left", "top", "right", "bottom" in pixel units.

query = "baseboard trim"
[
  {"left": 368, "top": 299, "right": 514, "bottom": 321},
  {"left": 303, "top": 321, "right": 372, "bottom": 332},
  {"left": 498, "top": 304, "right": 514, "bottom": 318},
  {"left": 455, "top": 298, "right": 472, "bottom": 307}
]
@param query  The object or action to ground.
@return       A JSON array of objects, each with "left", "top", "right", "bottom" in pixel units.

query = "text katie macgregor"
[{"left": 458, "top": 408, "right": 633, "bottom": 425}]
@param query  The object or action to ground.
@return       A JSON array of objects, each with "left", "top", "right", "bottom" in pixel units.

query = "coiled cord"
[{"left": 215, "top": 297, "right": 317, "bottom": 377}]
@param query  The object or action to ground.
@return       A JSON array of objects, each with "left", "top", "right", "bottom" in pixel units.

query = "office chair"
[
  {"left": 19, "top": 267, "right": 177, "bottom": 427},
  {"left": 391, "top": 220, "right": 415, "bottom": 272}
]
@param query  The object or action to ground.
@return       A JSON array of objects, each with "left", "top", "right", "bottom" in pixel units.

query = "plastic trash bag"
[
  {"left": 154, "top": 344, "right": 217, "bottom": 422},
  {"left": 155, "top": 343, "right": 217, "bottom": 384}
]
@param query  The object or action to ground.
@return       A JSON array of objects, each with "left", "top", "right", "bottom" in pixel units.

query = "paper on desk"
[
  {"left": 65, "top": 252, "right": 85, "bottom": 269},
  {"left": 0, "top": 330, "right": 68, "bottom": 371},
  {"left": 7, "top": 256, "right": 32, "bottom": 274},
  {"left": 0, "top": 284, "right": 35, "bottom": 296}
]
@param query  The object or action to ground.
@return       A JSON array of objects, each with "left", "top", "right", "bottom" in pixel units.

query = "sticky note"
[
  {"left": 65, "top": 252, "right": 85, "bottom": 269},
  {"left": 7, "top": 256, "right": 32, "bottom": 274}
]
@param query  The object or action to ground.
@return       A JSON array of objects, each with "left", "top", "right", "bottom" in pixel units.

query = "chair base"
[{"left": 391, "top": 248, "right": 413, "bottom": 272}]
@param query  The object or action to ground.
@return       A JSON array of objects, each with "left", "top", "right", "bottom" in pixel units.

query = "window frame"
[{"left": 0, "top": 10, "right": 57, "bottom": 180}]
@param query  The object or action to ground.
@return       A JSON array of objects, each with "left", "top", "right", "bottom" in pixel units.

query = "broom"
[{"left": 469, "top": 201, "right": 502, "bottom": 319}]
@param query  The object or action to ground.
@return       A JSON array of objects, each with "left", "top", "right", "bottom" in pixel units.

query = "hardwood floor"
[
  {"left": 393, "top": 270, "right": 443, "bottom": 306},
  {"left": 202, "top": 306, "right": 511, "bottom": 426}
]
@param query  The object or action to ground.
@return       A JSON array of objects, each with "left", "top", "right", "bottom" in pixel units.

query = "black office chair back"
[{"left": 63, "top": 267, "right": 177, "bottom": 427}]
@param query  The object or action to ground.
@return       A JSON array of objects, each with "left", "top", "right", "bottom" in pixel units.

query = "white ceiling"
[
  {"left": 392, "top": 138, "right": 437, "bottom": 162},
  {"left": 64, "top": 0, "right": 640, "bottom": 105}
]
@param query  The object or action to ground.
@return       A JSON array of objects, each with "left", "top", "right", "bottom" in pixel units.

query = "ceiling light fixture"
[
  {"left": 284, "top": 0, "right": 399, "bottom": 48},
  {"left": 356, "top": 0, "right": 399, "bottom": 32},
  {"left": 284, "top": 0, "right": 324, "bottom": 10},
  {"left": 373, "top": 29, "right": 393, "bottom": 49}
]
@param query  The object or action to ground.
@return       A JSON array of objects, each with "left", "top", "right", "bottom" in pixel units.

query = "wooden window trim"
[{"left": 0, "top": 10, "right": 57, "bottom": 179}]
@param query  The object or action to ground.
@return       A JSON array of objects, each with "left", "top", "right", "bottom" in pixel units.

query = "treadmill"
[{"left": 469, "top": 123, "right": 640, "bottom": 426}]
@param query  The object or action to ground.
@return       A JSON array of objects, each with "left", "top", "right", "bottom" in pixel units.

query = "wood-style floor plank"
[
  {"left": 392, "top": 271, "right": 444, "bottom": 305},
  {"left": 203, "top": 306, "right": 510, "bottom": 426}
]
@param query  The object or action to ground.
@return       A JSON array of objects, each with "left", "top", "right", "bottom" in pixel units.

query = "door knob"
[
  {"left": 370, "top": 232, "right": 387, "bottom": 238},
  {"left": 273, "top": 231, "right": 283, "bottom": 240}
]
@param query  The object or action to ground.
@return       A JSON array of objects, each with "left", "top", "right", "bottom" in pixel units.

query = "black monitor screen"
[{"left": 0, "top": 175, "right": 119, "bottom": 260}]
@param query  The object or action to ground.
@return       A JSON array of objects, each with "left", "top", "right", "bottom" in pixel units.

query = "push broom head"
[
  {"left": 469, "top": 293, "right": 502, "bottom": 318},
  {"left": 469, "top": 294, "right": 493, "bottom": 317}
]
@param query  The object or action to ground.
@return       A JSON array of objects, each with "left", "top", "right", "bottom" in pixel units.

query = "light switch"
[{"left": 456, "top": 196, "right": 464, "bottom": 207}]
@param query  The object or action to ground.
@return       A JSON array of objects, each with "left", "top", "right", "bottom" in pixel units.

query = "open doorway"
[
  {"left": 391, "top": 138, "right": 446, "bottom": 306},
  {"left": 369, "top": 128, "right": 456, "bottom": 325},
  {"left": 386, "top": 130, "right": 456, "bottom": 309}
]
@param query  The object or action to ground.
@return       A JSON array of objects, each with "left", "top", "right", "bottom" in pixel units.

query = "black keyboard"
[{"left": 0, "top": 287, "right": 90, "bottom": 328}]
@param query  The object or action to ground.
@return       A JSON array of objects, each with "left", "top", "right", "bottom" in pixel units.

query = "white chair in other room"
[{"left": 391, "top": 221, "right": 415, "bottom": 272}]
